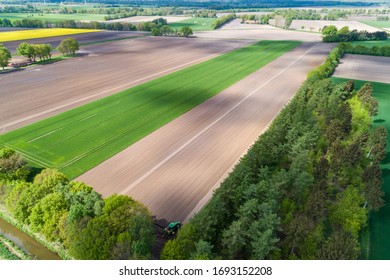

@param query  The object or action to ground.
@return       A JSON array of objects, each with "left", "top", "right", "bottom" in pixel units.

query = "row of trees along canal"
[
  {"left": 161, "top": 44, "right": 387, "bottom": 260},
  {"left": 0, "top": 38, "right": 79, "bottom": 70},
  {"left": 0, "top": 148, "right": 155, "bottom": 259}
]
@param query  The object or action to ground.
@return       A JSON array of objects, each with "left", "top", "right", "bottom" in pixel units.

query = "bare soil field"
[
  {"left": 107, "top": 16, "right": 190, "bottom": 23},
  {"left": 0, "top": 36, "right": 250, "bottom": 133},
  {"left": 347, "top": 15, "right": 378, "bottom": 21},
  {"left": 2, "top": 30, "right": 148, "bottom": 53},
  {"left": 220, "top": 19, "right": 279, "bottom": 30},
  {"left": 333, "top": 54, "right": 390, "bottom": 84},
  {"left": 290, "top": 20, "right": 382, "bottom": 33},
  {"left": 195, "top": 28, "right": 322, "bottom": 42},
  {"left": 0, "top": 27, "right": 31, "bottom": 32},
  {"left": 77, "top": 42, "right": 333, "bottom": 222}
]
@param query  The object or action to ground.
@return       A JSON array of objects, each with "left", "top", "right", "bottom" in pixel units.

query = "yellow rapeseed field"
[{"left": 0, "top": 28, "right": 101, "bottom": 43}]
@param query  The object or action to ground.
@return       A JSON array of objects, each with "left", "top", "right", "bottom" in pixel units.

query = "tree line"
[
  {"left": 160, "top": 43, "right": 387, "bottom": 260},
  {"left": 211, "top": 13, "right": 236, "bottom": 29},
  {"left": 143, "top": 18, "right": 193, "bottom": 37},
  {"left": 0, "top": 38, "right": 79, "bottom": 70},
  {"left": 0, "top": 148, "right": 155, "bottom": 259},
  {"left": 322, "top": 25, "right": 388, "bottom": 43},
  {"left": 342, "top": 43, "right": 390, "bottom": 57}
]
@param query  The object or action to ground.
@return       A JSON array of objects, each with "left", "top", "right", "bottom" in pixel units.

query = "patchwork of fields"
[
  {"left": 332, "top": 78, "right": 390, "bottom": 260},
  {"left": 0, "top": 40, "right": 300, "bottom": 179},
  {"left": 0, "top": 28, "right": 100, "bottom": 43}
]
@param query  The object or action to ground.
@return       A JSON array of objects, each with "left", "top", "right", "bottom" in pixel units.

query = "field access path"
[
  {"left": 0, "top": 36, "right": 249, "bottom": 133},
  {"left": 78, "top": 42, "right": 333, "bottom": 223}
]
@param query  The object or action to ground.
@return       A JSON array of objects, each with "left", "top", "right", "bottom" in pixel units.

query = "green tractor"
[{"left": 164, "top": 221, "right": 182, "bottom": 238}]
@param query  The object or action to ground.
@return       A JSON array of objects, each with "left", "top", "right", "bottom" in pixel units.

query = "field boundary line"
[{"left": 120, "top": 42, "right": 319, "bottom": 195}]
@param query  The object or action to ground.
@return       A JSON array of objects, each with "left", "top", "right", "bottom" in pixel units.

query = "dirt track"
[
  {"left": 0, "top": 36, "right": 250, "bottom": 132},
  {"left": 333, "top": 54, "right": 390, "bottom": 84},
  {"left": 77, "top": 42, "right": 333, "bottom": 223}
]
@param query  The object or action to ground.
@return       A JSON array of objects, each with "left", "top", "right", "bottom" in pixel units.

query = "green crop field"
[
  {"left": 0, "top": 40, "right": 300, "bottom": 179},
  {"left": 361, "top": 20, "right": 390, "bottom": 29},
  {"left": 0, "top": 238, "right": 20, "bottom": 260},
  {"left": 0, "top": 28, "right": 101, "bottom": 43},
  {"left": 168, "top": 18, "right": 217, "bottom": 31},
  {"left": 0, "top": 12, "right": 108, "bottom": 22},
  {"left": 351, "top": 39, "right": 390, "bottom": 47},
  {"left": 332, "top": 77, "right": 390, "bottom": 260}
]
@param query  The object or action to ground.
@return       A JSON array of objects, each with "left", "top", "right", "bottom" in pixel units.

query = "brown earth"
[
  {"left": 0, "top": 27, "right": 32, "bottom": 32},
  {"left": 0, "top": 36, "right": 250, "bottom": 133},
  {"left": 220, "top": 19, "right": 280, "bottom": 30},
  {"left": 333, "top": 54, "right": 390, "bottom": 84},
  {"left": 77, "top": 42, "right": 333, "bottom": 223},
  {"left": 194, "top": 28, "right": 323, "bottom": 42},
  {"left": 289, "top": 20, "right": 382, "bottom": 33}
]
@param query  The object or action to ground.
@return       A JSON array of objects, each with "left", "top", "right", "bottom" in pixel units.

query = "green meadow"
[
  {"left": 361, "top": 20, "right": 390, "bottom": 29},
  {"left": 168, "top": 17, "right": 217, "bottom": 31}
]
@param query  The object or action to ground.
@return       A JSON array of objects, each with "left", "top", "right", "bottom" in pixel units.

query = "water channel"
[{"left": 0, "top": 217, "right": 61, "bottom": 260}]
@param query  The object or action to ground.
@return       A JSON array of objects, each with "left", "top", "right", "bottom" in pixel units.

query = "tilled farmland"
[
  {"left": 0, "top": 36, "right": 250, "bottom": 132},
  {"left": 333, "top": 54, "right": 390, "bottom": 84},
  {"left": 77, "top": 42, "right": 333, "bottom": 222}
]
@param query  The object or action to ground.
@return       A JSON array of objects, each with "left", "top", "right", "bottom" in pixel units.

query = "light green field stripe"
[{"left": 0, "top": 40, "right": 301, "bottom": 178}]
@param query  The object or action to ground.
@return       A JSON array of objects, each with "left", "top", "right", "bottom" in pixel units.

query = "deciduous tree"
[
  {"left": 0, "top": 44, "right": 11, "bottom": 69},
  {"left": 57, "top": 37, "right": 79, "bottom": 55}
]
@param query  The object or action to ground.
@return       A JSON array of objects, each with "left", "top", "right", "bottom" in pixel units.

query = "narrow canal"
[{"left": 0, "top": 217, "right": 61, "bottom": 260}]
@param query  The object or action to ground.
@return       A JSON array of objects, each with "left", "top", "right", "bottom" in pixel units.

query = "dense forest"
[
  {"left": 0, "top": 149, "right": 155, "bottom": 260},
  {"left": 161, "top": 45, "right": 387, "bottom": 260}
]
